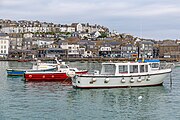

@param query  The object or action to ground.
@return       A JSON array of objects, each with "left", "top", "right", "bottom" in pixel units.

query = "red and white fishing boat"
[{"left": 24, "top": 62, "right": 88, "bottom": 82}]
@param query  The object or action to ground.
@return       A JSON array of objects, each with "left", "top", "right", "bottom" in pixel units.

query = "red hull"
[
  {"left": 76, "top": 70, "right": 88, "bottom": 74},
  {"left": 24, "top": 71, "right": 88, "bottom": 83},
  {"left": 24, "top": 72, "right": 71, "bottom": 82}
]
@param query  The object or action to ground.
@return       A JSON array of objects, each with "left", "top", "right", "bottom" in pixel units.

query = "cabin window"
[
  {"left": 151, "top": 63, "right": 159, "bottom": 68},
  {"left": 130, "top": 65, "right": 138, "bottom": 73},
  {"left": 119, "top": 65, "right": 128, "bottom": 73},
  {"left": 59, "top": 65, "right": 68, "bottom": 68},
  {"left": 145, "top": 65, "right": 148, "bottom": 72},
  {"left": 140, "top": 65, "right": 145, "bottom": 73},
  {"left": 103, "top": 64, "right": 116, "bottom": 75}
]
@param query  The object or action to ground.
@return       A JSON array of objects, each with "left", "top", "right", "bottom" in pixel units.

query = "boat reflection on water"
[
  {"left": 65, "top": 86, "right": 170, "bottom": 119},
  {"left": 67, "top": 86, "right": 169, "bottom": 101},
  {"left": 24, "top": 81, "right": 72, "bottom": 92}
]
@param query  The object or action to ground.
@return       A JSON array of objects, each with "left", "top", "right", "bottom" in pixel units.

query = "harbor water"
[{"left": 0, "top": 61, "right": 180, "bottom": 120}]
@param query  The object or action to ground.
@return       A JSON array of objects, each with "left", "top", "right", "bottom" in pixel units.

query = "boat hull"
[
  {"left": 7, "top": 67, "right": 56, "bottom": 76},
  {"left": 24, "top": 70, "right": 88, "bottom": 83},
  {"left": 7, "top": 69, "right": 26, "bottom": 76},
  {"left": 24, "top": 72, "right": 71, "bottom": 82},
  {"left": 72, "top": 70, "right": 171, "bottom": 88}
]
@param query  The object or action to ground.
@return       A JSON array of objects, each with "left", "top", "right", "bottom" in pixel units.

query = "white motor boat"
[{"left": 72, "top": 60, "right": 172, "bottom": 88}]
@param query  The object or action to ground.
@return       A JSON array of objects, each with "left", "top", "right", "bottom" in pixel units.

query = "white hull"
[{"left": 72, "top": 69, "right": 171, "bottom": 88}]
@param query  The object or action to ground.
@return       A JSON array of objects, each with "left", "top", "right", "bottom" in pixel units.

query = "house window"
[
  {"left": 1, "top": 46, "right": 3, "bottom": 49},
  {"left": 128, "top": 47, "right": 131, "bottom": 51},
  {"left": 1, "top": 50, "right": 3, "bottom": 53},
  {"left": 4, "top": 46, "right": 6, "bottom": 49},
  {"left": 4, "top": 41, "right": 6, "bottom": 44},
  {"left": 4, "top": 50, "right": 6, "bottom": 53}
]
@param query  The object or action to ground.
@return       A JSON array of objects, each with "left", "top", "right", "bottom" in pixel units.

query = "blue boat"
[
  {"left": 6, "top": 64, "right": 57, "bottom": 76},
  {"left": 6, "top": 67, "right": 57, "bottom": 76},
  {"left": 6, "top": 58, "right": 63, "bottom": 76},
  {"left": 7, "top": 69, "right": 27, "bottom": 76}
]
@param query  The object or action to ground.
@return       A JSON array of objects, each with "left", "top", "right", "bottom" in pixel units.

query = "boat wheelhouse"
[{"left": 72, "top": 61, "right": 172, "bottom": 88}]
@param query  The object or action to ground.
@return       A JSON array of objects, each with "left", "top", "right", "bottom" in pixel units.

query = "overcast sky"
[{"left": 1, "top": 0, "right": 180, "bottom": 40}]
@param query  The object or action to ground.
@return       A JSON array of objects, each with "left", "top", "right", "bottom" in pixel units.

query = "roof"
[
  {"left": 140, "top": 40, "right": 154, "bottom": 44},
  {"left": 109, "top": 41, "right": 120, "bottom": 46}
]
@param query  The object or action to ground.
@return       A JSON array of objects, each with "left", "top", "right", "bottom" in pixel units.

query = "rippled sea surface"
[{"left": 0, "top": 61, "right": 180, "bottom": 120}]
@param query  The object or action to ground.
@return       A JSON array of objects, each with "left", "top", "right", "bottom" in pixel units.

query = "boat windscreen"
[
  {"left": 130, "top": 65, "right": 138, "bottom": 73},
  {"left": 119, "top": 65, "right": 128, "bottom": 73},
  {"left": 150, "top": 63, "right": 159, "bottom": 68},
  {"left": 102, "top": 64, "right": 116, "bottom": 75}
]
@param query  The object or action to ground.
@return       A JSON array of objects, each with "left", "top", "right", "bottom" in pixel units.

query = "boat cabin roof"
[
  {"left": 102, "top": 62, "right": 149, "bottom": 66},
  {"left": 138, "top": 59, "right": 160, "bottom": 63},
  {"left": 100, "top": 62, "right": 152, "bottom": 75}
]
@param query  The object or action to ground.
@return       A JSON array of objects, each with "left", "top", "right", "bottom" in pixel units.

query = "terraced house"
[{"left": 0, "top": 33, "right": 9, "bottom": 58}]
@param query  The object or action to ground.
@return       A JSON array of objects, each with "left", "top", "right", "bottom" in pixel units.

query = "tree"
[{"left": 99, "top": 32, "right": 107, "bottom": 38}]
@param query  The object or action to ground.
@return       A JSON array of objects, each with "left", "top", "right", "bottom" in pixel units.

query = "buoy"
[
  {"left": 121, "top": 78, "right": 126, "bottom": 83},
  {"left": 52, "top": 75, "right": 54, "bottom": 78},
  {"left": 104, "top": 78, "right": 109, "bottom": 83},
  {"left": 138, "top": 96, "right": 142, "bottom": 100},
  {"left": 130, "top": 78, "right": 134, "bottom": 83},
  {"left": 42, "top": 75, "right": 45, "bottom": 78}
]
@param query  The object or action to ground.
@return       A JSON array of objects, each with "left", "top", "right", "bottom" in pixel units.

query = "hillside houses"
[
  {"left": 0, "top": 19, "right": 108, "bottom": 34},
  {"left": 1, "top": 19, "right": 180, "bottom": 60}
]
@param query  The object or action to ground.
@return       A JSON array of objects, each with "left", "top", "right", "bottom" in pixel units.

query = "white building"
[
  {"left": 100, "top": 47, "right": 111, "bottom": 51},
  {"left": 60, "top": 42, "right": 80, "bottom": 57},
  {"left": 90, "top": 31, "right": 101, "bottom": 38},
  {"left": 83, "top": 51, "right": 93, "bottom": 57},
  {"left": 60, "top": 25, "right": 75, "bottom": 33},
  {"left": 71, "top": 23, "right": 83, "bottom": 32},
  {"left": 1, "top": 26, "right": 53, "bottom": 33},
  {"left": 0, "top": 33, "right": 9, "bottom": 58},
  {"left": 36, "top": 39, "right": 54, "bottom": 48}
]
